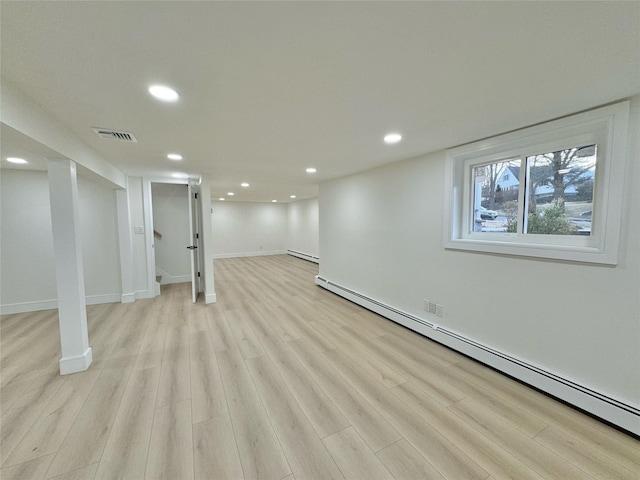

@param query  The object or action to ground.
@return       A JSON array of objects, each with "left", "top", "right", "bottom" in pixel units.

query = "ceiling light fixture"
[
  {"left": 6, "top": 157, "right": 28, "bottom": 164},
  {"left": 167, "top": 153, "right": 183, "bottom": 161},
  {"left": 227, "top": 192, "right": 234, "bottom": 196},
  {"left": 272, "top": 200, "right": 278, "bottom": 203},
  {"left": 306, "top": 167, "right": 317, "bottom": 173},
  {"left": 148, "top": 85, "right": 179, "bottom": 102},
  {"left": 290, "top": 195, "right": 297, "bottom": 199},
  {"left": 219, "top": 198, "right": 225, "bottom": 201},
  {"left": 384, "top": 133, "right": 402, "bottom": 144},
  {"left": 241, "top": 182, "right": 250, "bottom": 187}
]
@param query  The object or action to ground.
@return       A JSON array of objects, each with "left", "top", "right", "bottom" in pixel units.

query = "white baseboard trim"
[
  {"left": 86, "top": 294, "right": 121, "bottom": 306},
  {"left": 121, "top": 292, "right": 136, "bottom": 303},
  {"left": 287, "top": 249, "right": 319, "bottom": 263},
  {"left": 205, "top": 293, "right": 217, "bottom": 304},
  {"left": 213, "top": 250, "right": 287, "bottom": 259},
  {"left": 59, "top": 347, "right": 93, "bottom": 375},
  {"left": 135, "top": 289, "right": 155, "bottom": 301},
  {"left": 1, "top": 293, "right": 122, "bottom": 315},
  {"left": 156, "top": 268, "right": 191, "bottom": 285},
  {"left": 315, "top": 275, "right": 640, "bottom": 437},
  {"left": 160, "top": 275, "right": 190, "bottom": 285}
]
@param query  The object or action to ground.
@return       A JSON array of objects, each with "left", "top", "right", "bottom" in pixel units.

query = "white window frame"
[{"left": 444, "top": 101, "right": 629, "bottom": 265}]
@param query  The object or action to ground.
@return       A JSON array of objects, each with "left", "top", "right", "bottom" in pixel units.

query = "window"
[{"left": 444, "top": 102, "right": 629, "bottom": 264}]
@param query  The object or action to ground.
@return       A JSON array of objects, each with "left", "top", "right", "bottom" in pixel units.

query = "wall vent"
[{"left": 92, "top": 127, "right": 137, "bottom": 142}]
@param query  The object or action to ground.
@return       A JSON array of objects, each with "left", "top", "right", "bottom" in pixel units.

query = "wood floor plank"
[
  {"left": 45, "top": 356, "right": 135, "bottom": 478},
  {"left": 449, "top": 397, "right": 597, "bottom": 480},
  {"left": 255, "top": 301, "right": 302, "bottom": 343},
  {"left": 133, "top": 305, "right": 168, "bottom": 371},
  {"left": 155, "top": 325, "right": 191, "bottom": 409},
  {"left": 391, "top": 381, "right": 544, "bottom": 480},
  {"left": 107, "top": 301, "right": 153, "bottom": 360},
  {"left": 246, "top": 355, "right": 345, "bottom": 480},
  {"left": 376, "top": 439, "right": 446, "bottom": 480},
  {"left": 310, "top": 321, "right": 407, "bottom": 389},
  {"left": 323, "top": 427, "right": 394, "bottom": 480},
  {"left": 145, "top": 400, "right": 193, "bottom": 480},
  {"left": 3, "top": 367, "right": 66, "bottom": 413},
  {"left": 322, "top": 347, "right": 489, "bottom": 480},
  {"left": 1, "top": 402, "right": 54, "bottom": 466},
  {"left": 189, "top": 332, "right": 227, "bottom": 423},
  {"left": 357, "top": 332, "right": 466, "bottom": 407},
  {"left": 534, "top": 425, "right": 638, "bottom": 480},
  {"left": 2, "top": 255, "right": 637, "bottom": 480},
  {"left": 193, "top": 414, "right": 244, "bottom": 480},
  {"left": 93, "top": 366, "right": 161, "bottom": 480},
  {"left": 287, "top": 339, "right": 402, "bottom": 452},
  {"left": 0, "top": 453, "right": 54, "bottom": 480},
  {"left": 225, "top": 308, "right": 267, "bottom": 360},
  {"left": 5, "top": 367, "right": 101, "bottom": 466},
  {"left": 453, "top": 360, "right": 640, "bottom": 471},
  {"left": 217, "top": 347, "right": 291, "bottom": 480},
  {"left": 46, "top": 463, "right": 98, "bottom": 480},
  {"left": 206, "top": 308, "right": 236, "bottom": 352},
  {"left": 260, "top": 335, "right": 350, "bottom": 439}
]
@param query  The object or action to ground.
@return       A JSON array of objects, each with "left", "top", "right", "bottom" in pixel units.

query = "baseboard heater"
[
  {"left": 315, "top": 275, "right": 640, "bottom": 437},
  {"left": 287, "top": 249, "right": 319, "bottom": 264}
]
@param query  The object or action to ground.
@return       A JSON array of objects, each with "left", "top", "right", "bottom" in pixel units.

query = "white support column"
[
  {"left": 116, "top": 185, "right": 135, "bottom": 303},
  {"left": 199, "top": 176, "right": 216, "bottom": 304},
  {"left": 48, "top": 159, "right": 92, "bottom": 374}
]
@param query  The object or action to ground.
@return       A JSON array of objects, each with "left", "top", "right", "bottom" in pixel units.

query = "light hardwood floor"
[{"left": 1, "top": 255, "right": 638, "bottom": 480}]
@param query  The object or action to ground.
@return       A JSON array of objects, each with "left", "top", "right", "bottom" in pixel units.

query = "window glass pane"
[
  {"left": 523, "top": 145, "right": 596, "bottom": 236},
  {"left": 472, "top": 159, "right": 521, "bottom": 232}
]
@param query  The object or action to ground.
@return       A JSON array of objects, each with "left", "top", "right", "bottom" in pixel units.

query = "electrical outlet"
[
  {"left": 436, "top": 304, "right": 443, "bottom": 317},
  {"left": 424, "top": 300, "right": 430, "bottom": 312}
]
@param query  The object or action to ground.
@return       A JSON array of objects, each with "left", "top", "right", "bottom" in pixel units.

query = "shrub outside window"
[{"left": 444, "top": 102, "right": 629, "bottom": 265}]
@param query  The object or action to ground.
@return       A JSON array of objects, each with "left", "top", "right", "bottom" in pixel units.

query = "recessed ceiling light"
[
  {"left": 6, "top": 157, "right": 28, "bottom": 164},
  {"left": 384, "top": 133, "right": 402, "bottom": 144},
  {"left": 227, "top": 192, "right": 234, "bottom": 196},
  {"left": 290, "top": 195, "right": 297, "bottom": 199},
  {"left": 306, "top": 167, "right": 317, "bottom": 173},
  {"left": 148, "top": 85, "right": 179, "bottom": 102},
  {"left": 167, "top": 153, "right": 183, "bottom": 161},
  {"left": 219, "top": 198, "right": 225, "bottom": 201},
  {"left": 272, "top": 199, "right": 278, "bottom": 203},
  {"left": 241, "top": 182, "right": 250, "bottom": 187}
]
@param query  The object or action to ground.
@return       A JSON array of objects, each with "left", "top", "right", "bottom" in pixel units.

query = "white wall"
[
  {"left": 151, "top": 183, "right": 191, "bottom": 284},
  {"left": 1, "top": 169, "right": 57, "bottom": 306},
  {"left": 211, "top": 201, "right": 287, "bottom": 258},
  {"left": 78, "top": 175, "right": 121, "bottom": 298},
  {"left": 287, "top": 197, "right": 319, "bottom": 259},
  {"left": 1, "top": 169, "right": 122, "bottom": 312},
  {"left": 319, "top": 96, "right": 640, "bottom": 411}
]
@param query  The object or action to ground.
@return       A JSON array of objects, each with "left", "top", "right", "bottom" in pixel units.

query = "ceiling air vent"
[{"left": 92, "top": 127, "right": 137, "bottom": 143}]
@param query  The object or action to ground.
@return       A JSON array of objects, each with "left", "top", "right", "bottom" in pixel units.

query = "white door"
[{"left": 187, "top": 182, "right": 201, "bottom": 303}]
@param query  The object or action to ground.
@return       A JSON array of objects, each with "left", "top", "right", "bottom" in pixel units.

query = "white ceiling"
[{"left": 2, "top": 1, "right": 639, "bottom": 203}]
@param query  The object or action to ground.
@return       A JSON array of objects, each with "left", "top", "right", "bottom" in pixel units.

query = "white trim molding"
[
  {"left": 287, "top": 249, "right": 320, "bottom": 264},
  {"left": 155, "top": 267, "right": 191, "bottom": 285},
  {"left": 205, "top": 293, "right": 217, "bottom": 304},
  {"left": 1, "top": 293, "right": 122, "bottom": 315},
  {"left": 213, "top": 250, "right": 287, "bottom": 259},
  {"left": 444, "top": 101, "right": 630, "bottom": 265},
  {"left": 315, "top": 275, "right": 640, "bottom": 436},
  {"left": 59, "top": 347, "right": 93, "bottom": 375}
]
